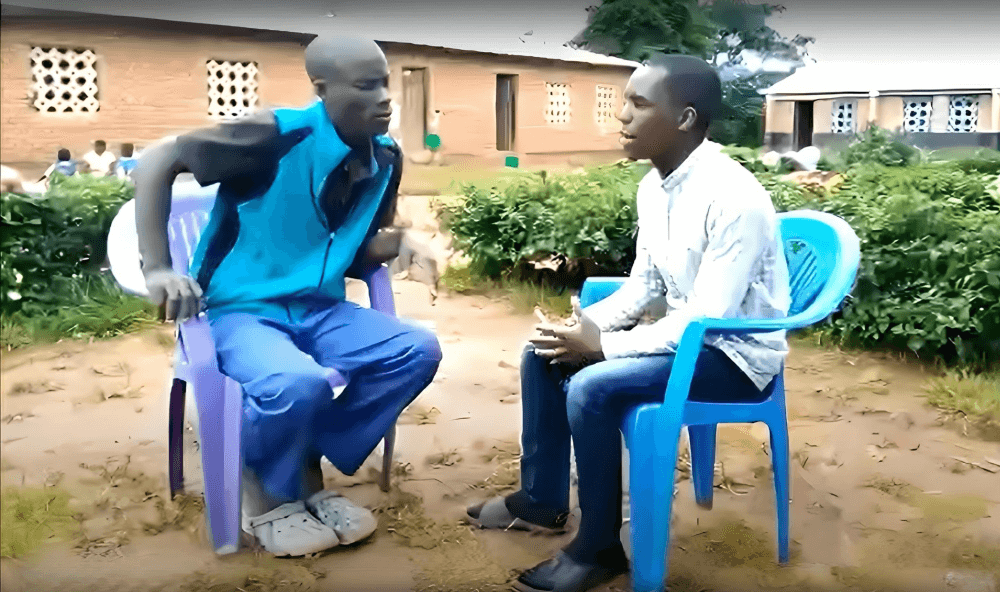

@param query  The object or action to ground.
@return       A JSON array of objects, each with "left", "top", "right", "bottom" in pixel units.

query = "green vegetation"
[
  {"left": 1, "top": 174, "right": 158, "bottom": 349},
  {"left": 443, "top": 136, "right": 1000, "bottom": 374},
  {"left": 1, "top": 486, "right": 79, "bottom": 558}
]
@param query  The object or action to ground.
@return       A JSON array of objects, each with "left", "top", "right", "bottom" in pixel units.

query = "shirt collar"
[{"left": 659, "top": 139, "right": 720, "bottom": 193}]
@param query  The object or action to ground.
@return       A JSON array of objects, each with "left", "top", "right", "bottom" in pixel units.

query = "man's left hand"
[{"left": 530, "top": 296, "right": 604, "bottom": 364}]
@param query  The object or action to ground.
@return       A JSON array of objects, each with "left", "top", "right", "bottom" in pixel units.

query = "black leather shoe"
[{"left": 512, "top": 551, "right": 628, "bottom": 592}]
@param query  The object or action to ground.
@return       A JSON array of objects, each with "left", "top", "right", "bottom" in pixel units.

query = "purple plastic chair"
[{"left": 108, "top": 184, "right": 398, "bottom": 554}]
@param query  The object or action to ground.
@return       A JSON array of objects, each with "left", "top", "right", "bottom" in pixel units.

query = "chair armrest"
[
  {"left": 580, "top": 277, "right": 626, "bottom": 308},
  {"left": 359, "top": 264, "right": 397, "bottom": 317}
]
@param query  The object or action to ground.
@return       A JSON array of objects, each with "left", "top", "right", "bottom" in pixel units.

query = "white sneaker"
[
  {"left": 247, "top": 501, "right": 340, "bottom": 557},
  {"left": 305, "top": 490, "right": 379, "bottom": 545}
]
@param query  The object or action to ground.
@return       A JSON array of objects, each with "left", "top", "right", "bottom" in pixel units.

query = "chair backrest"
[
  {"left": 778, "top": 210, "right": 860, "bottom": 321},
  {"left": 166, "top": 181, "right": 219, "bottom": 277}
]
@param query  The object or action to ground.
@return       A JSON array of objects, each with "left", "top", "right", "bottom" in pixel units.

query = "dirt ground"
[
  {"left": 2, "top": 275, "right": 998, "bottom": 592},
  {"left": 2, "top": 193, "right": 999, "bottom": 592}
]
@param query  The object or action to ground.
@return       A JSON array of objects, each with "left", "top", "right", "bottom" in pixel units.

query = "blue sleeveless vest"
[{"left": 189, "top": 100, "right": 399, "bottom": 318}]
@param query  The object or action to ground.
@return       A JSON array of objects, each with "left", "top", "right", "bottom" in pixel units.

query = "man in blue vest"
[{"left": 133, "top": 35, "right": 442, "bottom": 557}]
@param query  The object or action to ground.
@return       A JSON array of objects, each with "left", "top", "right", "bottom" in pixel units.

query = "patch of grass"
[
  {"left": 375, "top": 487, "right": 514, "bottom": 592},
  {"left": 1, "top": 275, "right": 158, "bottom": 350},
  {"left": 441, "top": 261, "right": 573, "bottom": 319},
  {"left": 401, "top": 165, "right": 531, "bottom": 196},
  {"left": 1, "top": 486, "right": 80, "bottom": 558},
  {"left": 178, "top": 564, "right": 326, "bottom": 592},
  {"left": 924, "top": 369, "right": 1000, "bottom": 426}
]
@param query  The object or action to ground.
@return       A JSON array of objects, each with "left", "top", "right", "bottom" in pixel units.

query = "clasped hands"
[{"left": 530, "top": 295, "right": 605, "bottom": 365}]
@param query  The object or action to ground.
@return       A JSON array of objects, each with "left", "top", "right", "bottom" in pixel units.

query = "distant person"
[
  {"left": 115, "top": 143, "right": 139, "bottom": 179},
  {"left": 39, "top": 148, "right": 78, "bottom": 187},
  {"left": 82, "top": 140, "right": 116, "bottom": 176}
]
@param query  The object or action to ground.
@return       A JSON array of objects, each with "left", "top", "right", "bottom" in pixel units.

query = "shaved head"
[
  {"left": 643, "top": 53, "right": 722, "bottom": 130},
  {"left": 303, "top": 35, "right": 392, "bottom": 148},
  {"left": 305, "top": 35, "right": 384, "bottom": 83}
]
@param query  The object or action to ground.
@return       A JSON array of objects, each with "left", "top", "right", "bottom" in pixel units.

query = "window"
[
  {"left": 595, "top": 84, "right": 621, "bottom": 126},
  {"left": 947, "top": 95, "right": 979, "bottom": 132},
  {"left": 831, "top": 100, "right": 855, "bottom": 134},
  {"left": 207, "top": 60, "right": 260, "bottom": 120},
  {"left": 29, "top": 47, "right": 100, "bottom": 113},
  {"left": 545, "top": 82, "right": 571, "bottom": 125},
  {"left": 902, "top": 97, "right": 932, "bottom": 132}
]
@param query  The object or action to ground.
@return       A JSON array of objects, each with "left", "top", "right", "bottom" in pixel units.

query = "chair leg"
[
  {"left": 767, "top": 417, "right": 791, "bottom": 564},
  {"left": 380, "top": 423, "right": 396, "bottom": 493},
  {"left": 628, "top": 412, "right": 682, "bottom": 592},
  {"left": 193, "top": 370, "right": 243, "bottom": 555},
  {"left": 167, "top": 378, "right": 187, "bottom": 497},
  {"left": 688, "top": 424, "right": 717, "bottom": 509}
]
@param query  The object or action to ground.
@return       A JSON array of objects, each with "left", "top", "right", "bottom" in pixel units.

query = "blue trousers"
[
  {"left": 507, "top": 344, "right": 770, "bottom": 564},
  {"left": 209, "top": 299, "right": 442, "bottom": 502}
]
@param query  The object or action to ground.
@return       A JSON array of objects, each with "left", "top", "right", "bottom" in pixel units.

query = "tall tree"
[{"left": 570, "top": 0, "right": 814, "bottom": 147}]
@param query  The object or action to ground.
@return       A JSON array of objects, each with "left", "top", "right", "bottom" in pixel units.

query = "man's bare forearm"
[{"left": 133, "top": 139, "right": 185, "bottom": 275}]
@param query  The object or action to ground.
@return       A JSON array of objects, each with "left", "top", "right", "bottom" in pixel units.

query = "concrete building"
[
  {"left": 760, "top": 62, "right": 1000, "bottom": 153},
  {"left": 1, "top": 3, "right": 639, "bottom": 177}
]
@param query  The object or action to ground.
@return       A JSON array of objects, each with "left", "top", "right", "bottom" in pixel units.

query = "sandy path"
[{"left": 2, "top": 279, "right": 998, "bottom": 592}]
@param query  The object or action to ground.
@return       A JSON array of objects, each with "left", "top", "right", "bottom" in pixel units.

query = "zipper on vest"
[{"left": 318, "top": 236, "right": 333, "bottom": 288}]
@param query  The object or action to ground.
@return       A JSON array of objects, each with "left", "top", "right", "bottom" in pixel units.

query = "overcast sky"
[
  {"left": 8, "top": 0, "right": 1000, "bottom": 65},
  {"left": 295, "top": 0, "right": 1000, "bottom": 65}
]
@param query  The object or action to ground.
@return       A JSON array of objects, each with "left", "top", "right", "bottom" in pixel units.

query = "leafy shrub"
[
  {"left": 2, "top": 174, "right": 135, "bottom": 317},
  {"left": 842, "top": 126, "right": 921, "bottom": 168},
  {"left": 1, "top": 174, "right": 156, "bottom": 346},
  {"left": 442, "top": 161, "right": 649, "bottom": 279},
  {"left": 444, "top": 151, "right": 1000, "bottom": 368},
  {"left": 771, "top": 161, "right": 1000, "bottom": 367}
]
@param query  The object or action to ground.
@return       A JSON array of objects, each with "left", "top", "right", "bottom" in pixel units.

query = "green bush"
[
  {"left": 442, "top": 161, "right": 650, "bottom": 279},
  {"left": 777, "top": 162, "right": 1000, "bottom": 367},
  {"left": 444, "top": 151, "right": 1000, "bottom": 368},
  {"left": 1, "top": 174, "right": 157, "bottom": 346},
  {"left": 842, "top": 126, "right": 922, "bottom": 168},
  {"left": 2, "top": 174, "right": 135, "bottom": 316}
]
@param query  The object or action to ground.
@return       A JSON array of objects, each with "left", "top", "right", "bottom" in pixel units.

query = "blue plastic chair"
[{"left": 579, "top": 210, "right": 861, "bottom": 592}]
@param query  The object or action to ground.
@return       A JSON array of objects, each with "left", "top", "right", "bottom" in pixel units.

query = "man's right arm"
[
  {"left": 132, "top": 138, "right": 204, "bottom": 323},
  {"left": 131, "top": 110, "right": 282, "bottom": 323}
]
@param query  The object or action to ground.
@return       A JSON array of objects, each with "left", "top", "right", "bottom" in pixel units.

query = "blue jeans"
[
  {"left": 507, "top": 343, "right": 770, "bottom": 564},
  {"left": 210, "top": 298, "right": 442, "bottom": 502}
]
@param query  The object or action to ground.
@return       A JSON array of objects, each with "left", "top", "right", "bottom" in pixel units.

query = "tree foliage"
[{"left": 571, "top": 0, "right": 815, "bottom": 146}]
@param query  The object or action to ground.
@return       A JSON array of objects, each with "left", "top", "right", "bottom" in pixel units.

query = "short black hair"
[
  {"left": 95, "top": 139, "right": 106, "bottom": 148},
  {"left": 57, "top": 148, "right": 71, "bottom": 161},
  {"left": 642, "top": 53, "right": 722, "bottom": 130},
  {"left": 121, "top": 143, "right": 134, "bottom": 157}
]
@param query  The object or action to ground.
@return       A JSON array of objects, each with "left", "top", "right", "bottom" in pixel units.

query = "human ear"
[
  {"left": 678, "top": 106, "right": 697, "bottom": 132},
  {"left": 312, "top": 79, "right": 327, "bottom": 97}
]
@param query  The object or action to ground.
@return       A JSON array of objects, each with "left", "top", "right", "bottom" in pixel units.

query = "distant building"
[
  {"left": 760, "top": 62, "right": 1000, "bottom": 152},
  {"left": 1, "top": 3, "right": 639, "bottom": 176}
]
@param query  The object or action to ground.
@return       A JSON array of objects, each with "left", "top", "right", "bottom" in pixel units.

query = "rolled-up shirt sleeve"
[{"left": 599, "top": 204, "right": 772, "bottom": 358}]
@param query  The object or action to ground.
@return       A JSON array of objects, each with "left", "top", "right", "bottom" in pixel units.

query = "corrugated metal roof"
[
  {"left": 2, "top": 1, "right": 640, "bottom": 68},
  {"left": 761, "top": 62, "right": 1000, "bottom": 96}
]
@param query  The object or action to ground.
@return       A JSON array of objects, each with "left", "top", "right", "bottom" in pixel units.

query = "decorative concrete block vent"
[
  {"left": 545, "top": 82, "right": 572, "bottom": 125},
  {"left": 947, "top": 95, "right": 980, "bottom": 133},
  {"left": 831, "top": 100, "right": 855, "bottom": 134},
  {"left": 596, "top": 84, "right": 621, "bottom": 127},
  {"left": 903, "top": 97, "right": 933, "bottom": 132},
  {"left": 206, "top": 60, "right": 260, "bottom": 120},
  {"left": 29, "top": 47, "right": 100, "bottom": 113}
]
